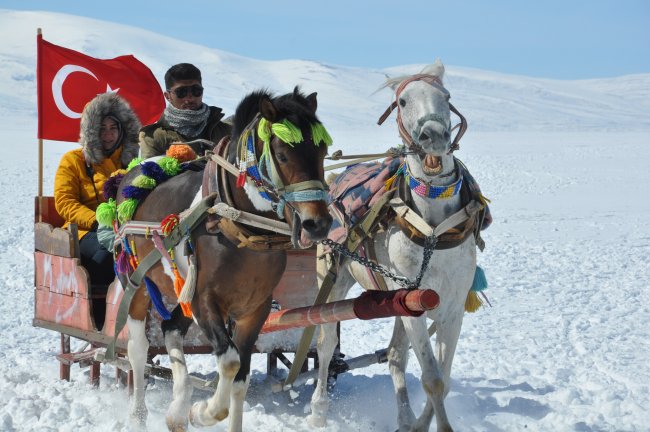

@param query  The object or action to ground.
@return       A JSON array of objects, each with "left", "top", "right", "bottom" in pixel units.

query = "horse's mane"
[{"left": 231, "top": 87, "right": 320, "bottom": 143}]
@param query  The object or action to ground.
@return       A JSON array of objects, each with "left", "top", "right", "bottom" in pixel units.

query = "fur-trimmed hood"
[{"left": 79, "top": 93, "right": 141, "bottom": 166}]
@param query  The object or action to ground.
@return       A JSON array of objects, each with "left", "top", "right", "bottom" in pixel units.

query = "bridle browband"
[
  {"left": 235, "top": 114, "right": 329, "bottom": 220},
  {"left": 377, "top": 74, "right": 467, "bottom": 154}
]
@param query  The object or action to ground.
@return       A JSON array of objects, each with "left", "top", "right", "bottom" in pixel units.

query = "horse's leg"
[
  {"left": 127, "top": 289, "right": 151, "bottom": 427},
  {"left": 401, "top": 315, "right": 452, "bottom": 432},
  {"left": 308, "top": 265, "right": 355, "bottom": 428},
  {"left": 161, "top": 306, "right": 194, "bottom": 432},
  {"left": 387, "top": 316, "right": 418, "bottom": 431},
  {"left": 189, "top": 308, "right": 239, "bottom": 428},
  {"left": 227, "top": 299, "right": 273, "bottom": 432}
]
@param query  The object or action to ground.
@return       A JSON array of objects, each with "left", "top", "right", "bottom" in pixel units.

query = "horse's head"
[
  {"left": 232, "top": 87, "right": 333, "bottom": 247},
  {"left": 381, "top": 59, "right": 465, "bottom": 180}
]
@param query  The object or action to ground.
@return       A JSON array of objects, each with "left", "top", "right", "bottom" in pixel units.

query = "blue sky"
[{"left": 6, "top": 0, "right": 649, "bottom": 79}]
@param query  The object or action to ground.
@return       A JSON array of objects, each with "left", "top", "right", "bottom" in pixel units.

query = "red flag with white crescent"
[{"left": 37, "top": 34, "right": 165, "bottom": 142}]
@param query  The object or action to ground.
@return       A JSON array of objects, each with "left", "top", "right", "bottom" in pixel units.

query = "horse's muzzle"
[{"left": 302, "top": 214, "right": 333, "bottom": 241}]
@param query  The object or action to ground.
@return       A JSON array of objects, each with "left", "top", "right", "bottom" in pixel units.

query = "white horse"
[{"left": 309, "top": 59, "right": 481, "bottom": 432}]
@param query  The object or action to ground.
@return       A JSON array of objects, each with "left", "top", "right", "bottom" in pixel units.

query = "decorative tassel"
[
  {"left": 471, "top": 265, "right": 488, "bottom": 292},
  {"left": 160, "top": 214, "right": 180, "bottom": 235},
  {"left": 144, "top": 276, "right": 172, "bottom": 320},
  {"left": 115, "top": 251, "right": 131, "bottom": 274},
  {"left": 237, "top": 171, "right": 247, "bottom": 188},
  {"left": 384, "top": 162, "right": 405, "bottom": 190},
  {"left": 385, "top": 173, "right": 398, "bottom": 190},
  {"left": 465, "top": 290, "right": 483, "bottom": 313},
  {"left": 177, "top": 255, "right": 197, "bottom": 305},
  {"left": 96, "top": 199, "right": 117, "bottom": 227}
]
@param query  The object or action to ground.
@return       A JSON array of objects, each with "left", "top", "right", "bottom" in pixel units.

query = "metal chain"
[{"left": 319, "top": 235, "right": 437, "bottom": 290}]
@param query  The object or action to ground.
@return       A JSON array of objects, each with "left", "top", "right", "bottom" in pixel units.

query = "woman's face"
[{"left": 100, "top": 117, "right": 120, "bottom": 150}]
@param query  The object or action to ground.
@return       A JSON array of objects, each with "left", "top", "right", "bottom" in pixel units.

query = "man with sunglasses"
[{"left": 139, "top": 63, "right": 231, "bottom": 159}]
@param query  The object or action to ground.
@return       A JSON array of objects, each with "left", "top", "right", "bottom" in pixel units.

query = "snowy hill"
[
  {"left": 1, "top": 9, "right": 649, "bottom": 137},
  {"left": 0, "top": 9, "right": 649, "bottom": 432}
]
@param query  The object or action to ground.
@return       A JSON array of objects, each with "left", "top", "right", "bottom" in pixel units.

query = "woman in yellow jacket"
[{"left": 54, "top": 93, "right": 141, "bottom": 289}]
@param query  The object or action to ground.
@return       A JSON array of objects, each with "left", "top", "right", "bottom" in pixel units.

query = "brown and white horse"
[{"left": 118, "top": 88, "right": 332, "bottom": 432}]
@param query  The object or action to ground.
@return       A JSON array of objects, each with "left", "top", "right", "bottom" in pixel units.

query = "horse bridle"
[
  {"left": 236, "top": 114, "right": 329, "bottom": 221},
  {"left": 377, "top": 73, "right": 467, "bottom": 154}
]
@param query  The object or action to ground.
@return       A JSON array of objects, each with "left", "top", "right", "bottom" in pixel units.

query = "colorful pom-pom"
[
  {"left": 122, "top": 185, "right": 151, "bottom": 200},
  {"left": 132, "top": 174, "right": 157, "bottom": 189},
  {"left": 127, "top": 158, "right": 144, "bottom": 171},
  {"left": 117, "top": 198, "right": 138, "bottom": 223},
  {"left": 157, "top": 157, "right": 181, "bottom": 176},
  {"left": 141, "top": 161, "right": 168, "bottom": 184},
  {"left": 167, "top": 144, "right": 197, "bottom": 162},
  {"left": 103, "top": 173, "right": 125, "bottom": 201},
  {"left": 96, "top": 198, "right": 117, "bottom": 227}
]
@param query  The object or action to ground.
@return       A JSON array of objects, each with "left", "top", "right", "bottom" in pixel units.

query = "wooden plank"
[
  {"left": 34, "top": 251, "right": 90, "bottom": 298},
  {"left": 273, "top": 248, "right": 319, "bottom": 310},
  {"left": 34, "top": 223, "right": 75, "bottom": 257},
  {"left": 35, "top": 196, "right": 66, "bottom": 228}
]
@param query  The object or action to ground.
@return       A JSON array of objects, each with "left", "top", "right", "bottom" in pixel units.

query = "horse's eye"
[
  {"left": 276, "top": 153, "right": 289, "bottom": 163},
  {"left": 399, "top": 98, "right": 406, "bottom": 108}
]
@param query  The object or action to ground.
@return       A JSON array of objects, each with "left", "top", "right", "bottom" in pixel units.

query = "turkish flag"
[{"left": 37, "top": 35, "right": 165, "bottom": 142}]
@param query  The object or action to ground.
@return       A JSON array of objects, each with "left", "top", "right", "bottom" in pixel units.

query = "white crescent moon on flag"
[{"left": 52, "top": 65, "right": 98, "bottom": 119}]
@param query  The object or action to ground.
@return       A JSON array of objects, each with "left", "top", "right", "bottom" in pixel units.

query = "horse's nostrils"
[{"left": 302, "top": 215, "right": 333, "bottom": 240}]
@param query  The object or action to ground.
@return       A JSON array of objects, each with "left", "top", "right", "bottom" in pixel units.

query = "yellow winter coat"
[
  {"left": 54, "top": 147, "right": 124, "bottom": 239},
  {"left": 53, "top": 93, "right": 141, "bottom": 240}
]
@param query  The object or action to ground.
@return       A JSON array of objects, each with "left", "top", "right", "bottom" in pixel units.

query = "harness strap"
[
  {"left": 105, "top": 194, "right": 216, "bottom": 360},
  {"left": 361, "top": 240, "right": 390, "bottom": 291},
  {"left": 284, "top": 248, "right": 339, "bottom": 387},
  {"left": 391, "top": 197, "right": 482, "bottom": 249},
  {"left": 285, "top": 192, "right": 395, "bottom": 386}
]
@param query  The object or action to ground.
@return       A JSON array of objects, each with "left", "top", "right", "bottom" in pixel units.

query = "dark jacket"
[{"left": 138, "top": 106, "right": 231, "bottom": 159}]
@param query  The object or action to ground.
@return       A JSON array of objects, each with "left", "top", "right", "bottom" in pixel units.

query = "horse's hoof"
[
  {"left": 307, "top": 414, "right": 327, "bottom": 428},
  {"left": 189, "top": 401, "right": 227, "bottom": 427},
  {"left": 165, "top": 415, "right": 188, "bottom": 432},
  {"left": 166, "top": 400, "right": 190, "bottom": 432},
  {"left": 129, "top": 404, "right": 147, "bottom": 428}
]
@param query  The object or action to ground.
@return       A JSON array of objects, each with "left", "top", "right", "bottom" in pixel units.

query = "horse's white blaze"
[
  {"left": 127, "top": 316, "right": 149, "bottom": 424},
  {"left": 164, "top": 330, "right": 193, "bottom": 429}
]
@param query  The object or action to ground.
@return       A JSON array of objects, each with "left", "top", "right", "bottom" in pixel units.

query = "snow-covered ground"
[{"left": 1, "top": 9, "right": 649, "bottom": 432}]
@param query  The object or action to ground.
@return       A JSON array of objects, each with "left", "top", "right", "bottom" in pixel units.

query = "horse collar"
[{"left": 404, "top": 162, "right": 463, "bottom": 200}]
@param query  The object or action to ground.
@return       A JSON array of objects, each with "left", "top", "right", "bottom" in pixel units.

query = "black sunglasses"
[{"left": 169, "top": 84, "right": 204, "bottom": 99}]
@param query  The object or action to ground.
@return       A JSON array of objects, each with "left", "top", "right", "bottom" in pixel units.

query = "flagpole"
[{"left": 36, "top": 28, "right": 43, "bottom": 222}]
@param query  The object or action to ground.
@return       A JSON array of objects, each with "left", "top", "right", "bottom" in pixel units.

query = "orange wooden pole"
[{"left": 260, "top": 289, "right": 439, "bottom": 334}]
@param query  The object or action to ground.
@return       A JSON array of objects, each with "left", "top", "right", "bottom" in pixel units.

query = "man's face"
[{"left": 165, "top": 79, "right": 204, "bottom": 110}]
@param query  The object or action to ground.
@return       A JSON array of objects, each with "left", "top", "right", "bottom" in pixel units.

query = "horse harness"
[
  {"left": 106, "top": 117, "right": 332, "bottom": 358},
  {"left": 202, "top": 135, "right": 296, "bottom": 250}
]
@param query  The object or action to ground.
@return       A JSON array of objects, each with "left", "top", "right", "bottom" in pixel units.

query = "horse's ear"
[
  {"left": 306, "top": 92, "right": 318, "bottom": 113},
  {"left": 429, "top": 58, "right": 445, "bottom": 80},
  {"left": 260, "top": 96, "right": 278, "bottom": 122}
]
